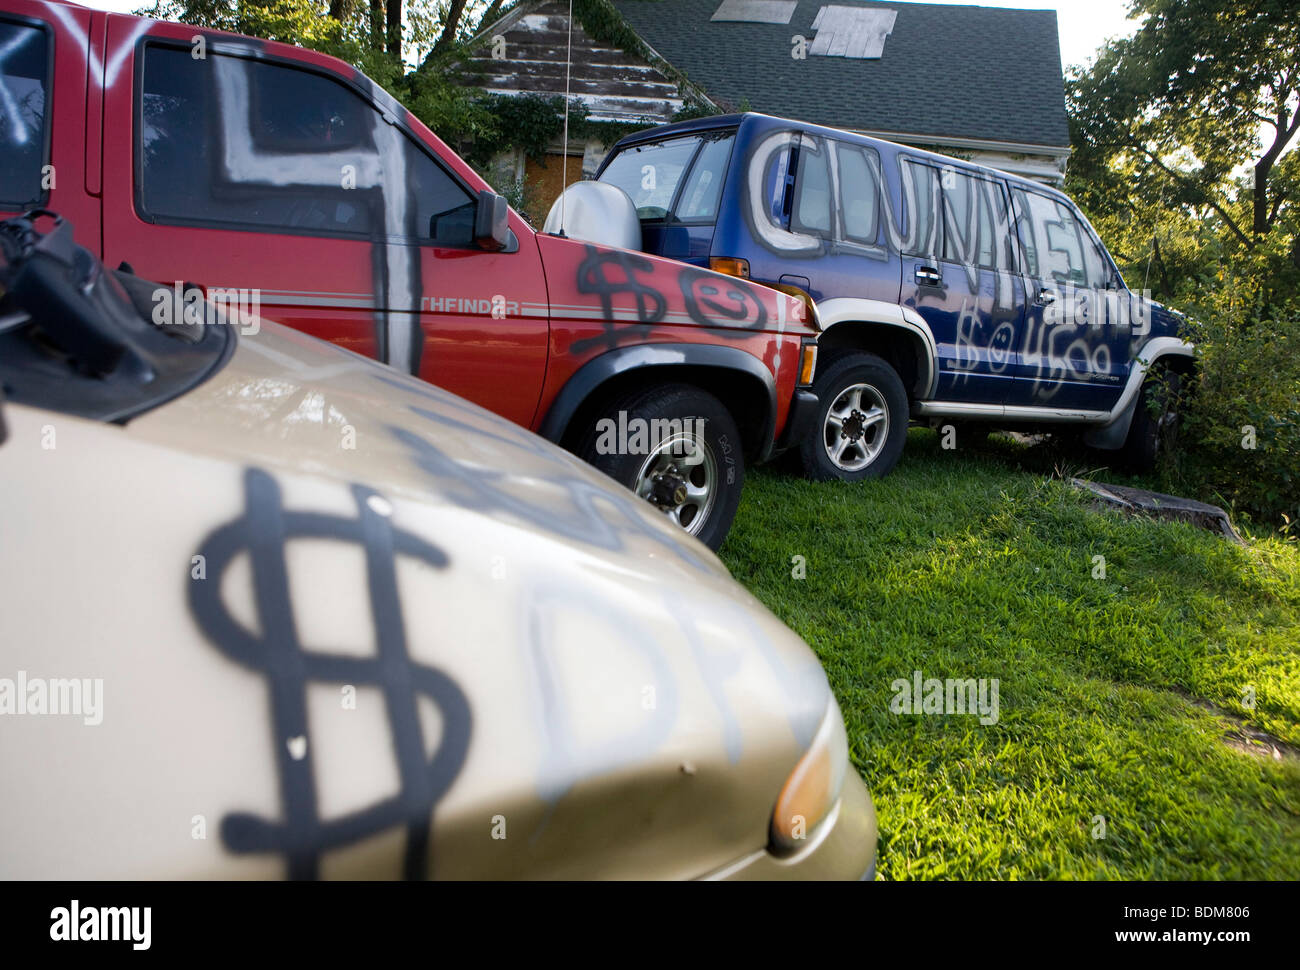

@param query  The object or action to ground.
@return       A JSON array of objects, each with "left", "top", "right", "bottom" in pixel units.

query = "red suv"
[{"left": 0, "top": 0, "right": 819, "bottom": 548}]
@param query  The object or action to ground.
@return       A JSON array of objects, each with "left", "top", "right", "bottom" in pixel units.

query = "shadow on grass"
[{"left": 722, "top": 428, "right": 1300, "bottom": 879}]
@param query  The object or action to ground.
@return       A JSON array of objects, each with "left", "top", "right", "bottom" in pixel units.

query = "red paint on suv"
[{"left": 0, "top": 0, "right": 819, "bottom": 547}]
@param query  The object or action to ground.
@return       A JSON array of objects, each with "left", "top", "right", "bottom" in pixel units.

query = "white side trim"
[
  {"left": 915, "top": 401, "right": 1109, "bottom": 423},
  {"left": 916, "top": 336, "right": 1196, "bottom": 426},
  {"left": 816, "top": 297, "right": 939, "bottom": 398}
]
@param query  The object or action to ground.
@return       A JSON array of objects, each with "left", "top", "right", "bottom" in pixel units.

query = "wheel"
[
  {"left": 575, "top": 384, "right": 744, "bottom": 550},
  {"left": 1117, "top": 367, "right": 1182, "bottom": 472},
  {"left": 797, "top": 352, "right": 909, "bottom": 481}
]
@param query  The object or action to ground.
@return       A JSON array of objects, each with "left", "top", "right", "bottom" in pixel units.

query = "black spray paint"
[{"left": 189, "top": 468, "right": 470, "bottom": 880}]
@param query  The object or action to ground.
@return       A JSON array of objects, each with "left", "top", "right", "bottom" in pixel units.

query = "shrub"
[{"left": 1165, "top": 299, "right": 1300, "bottom": 534}]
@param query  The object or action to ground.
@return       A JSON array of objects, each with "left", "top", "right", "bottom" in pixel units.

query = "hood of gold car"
[{"left": 0, "top": 321, "right": 832, "bottom": 878}]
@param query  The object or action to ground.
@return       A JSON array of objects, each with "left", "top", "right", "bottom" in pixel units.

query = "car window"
[
  {"left": 1075, "top": 207, "right": 1114, "bottom": 287},
  {"left": 792, "top": 135, "right": 832, "bottom": 234},
  {"left": 674, "top": 133, "right": 734, "bottom": 222},
  {"left": 837, "top": 143, "right": 880, "bottom": 245},
  {"left": 941, "top": 169, "right": 1010, "bottom": 269},
  {"left": 599, "top": 135, "right": 704, "bottom": 221},
  {"left": 761, "top": 138, "right": 795, "bottom": 228},
  {"left": 138, "top": 46, "right": 475, "bottom": 246},
  {"left": 901, "top": 159, "right": 942, "bottom": 257},
  {"left": 1016, "top": 189, "right": 1110, "bottom": 287},
  {"left": 0, "top": 19, "right": 50, "bottom": 209}
]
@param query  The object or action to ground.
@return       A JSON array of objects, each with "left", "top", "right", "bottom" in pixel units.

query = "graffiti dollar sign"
[
  {"left": 189, "top": 468, "right": 471, "bottom": 880},
  {"left": 572, "top": 245, "right": 668, "bottom": 354}
]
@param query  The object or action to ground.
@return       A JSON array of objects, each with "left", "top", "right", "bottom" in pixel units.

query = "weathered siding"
[{"left": 468, "top": 3, "right": 685, "bottom": 123}]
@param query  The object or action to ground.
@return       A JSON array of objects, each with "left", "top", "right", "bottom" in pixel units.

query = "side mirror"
[{"left": 474, "top": 190, "right": 509, "bottom": 252}]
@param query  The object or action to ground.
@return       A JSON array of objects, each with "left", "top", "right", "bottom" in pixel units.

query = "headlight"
[{"left": 769, "top": 697, "right": 849, "bottom": 854}]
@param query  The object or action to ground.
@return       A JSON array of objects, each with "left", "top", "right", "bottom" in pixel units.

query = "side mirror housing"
[{"left": 474, "top": 190, "right": 509, "bottom": 252}]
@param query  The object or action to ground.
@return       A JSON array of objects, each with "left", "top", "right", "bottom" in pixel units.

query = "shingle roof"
[{"left": 611, "top": 0, "right": 1070, "bottom": 148}]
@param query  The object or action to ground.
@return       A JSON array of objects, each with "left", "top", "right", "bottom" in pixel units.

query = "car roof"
[{"left": 606, "top": 112, "right": 1068, "bottom": 201}]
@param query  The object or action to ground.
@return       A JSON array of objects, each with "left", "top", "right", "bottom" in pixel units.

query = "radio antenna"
[{"left": 558, "top": 0, "right": 574, "bottom": 236}]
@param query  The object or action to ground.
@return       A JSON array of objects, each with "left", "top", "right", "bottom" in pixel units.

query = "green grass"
[{"left": 720, "top": 429, "right": 1300, "bottom": 879}]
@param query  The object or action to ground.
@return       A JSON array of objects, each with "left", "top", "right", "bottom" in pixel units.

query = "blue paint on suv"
[{"left": 597, "top": 113, "right": 1194, "bottom": 480}]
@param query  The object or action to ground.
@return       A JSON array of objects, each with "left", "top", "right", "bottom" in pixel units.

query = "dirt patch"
[
  {"left": 1174, "top": 689, "right": 1299, "bottom": 763},
  {"left": 1221, "top": 729, "right": 1295, "bottom": 762}
]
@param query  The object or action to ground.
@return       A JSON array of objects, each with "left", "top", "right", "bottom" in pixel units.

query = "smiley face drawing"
[
  {"left": 989, "top": 321, "right": 1016, "bottom": 372},
  {"left": 679, "top": 268, "right": 768, "bottom": 330}
]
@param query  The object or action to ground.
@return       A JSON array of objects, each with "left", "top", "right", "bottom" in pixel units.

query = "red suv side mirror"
[{"left": 474, "top": 190, "right": 509, "bottom": 252}]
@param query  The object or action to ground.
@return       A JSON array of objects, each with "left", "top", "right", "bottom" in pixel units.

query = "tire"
[
  {"left": 1117, "top": 367, "right": 1182, "bottom": 473},
  {"left": 796, "top": 352, "right": 909, "bottom": 482},
  {"left": 575, "top": 384, "right": 744, "bottom": 550}
]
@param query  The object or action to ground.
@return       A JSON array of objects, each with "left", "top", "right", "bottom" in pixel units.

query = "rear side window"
[
  {"left": 792, "top": 136, "right": 832, "bottom": 234},
  {"left": 0, "top": 19, "right": 51, "bottom": 209},
  {"left": 138, "top": 46, "right": 475, "bottom": 245},
  {"left": 759, "top": 137, "right": 795, "bottom": 228},
  {"left": 836, "top": 143, "right": 880, "bottom": 245}
]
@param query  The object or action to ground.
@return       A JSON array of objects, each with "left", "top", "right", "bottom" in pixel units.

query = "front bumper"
[{"left": 705, "top": 768, "right": 879, "bottom": 880}]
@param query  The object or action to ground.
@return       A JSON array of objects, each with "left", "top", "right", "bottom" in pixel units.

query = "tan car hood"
[{"left": 0, "top": 322, "right": 832, "bottom": 879}]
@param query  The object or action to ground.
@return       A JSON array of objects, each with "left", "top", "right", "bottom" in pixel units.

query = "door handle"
[
  {"left": 915, "top": 266, "right": 942, "bottom": 286},
  {"left": 1036, "top": 287, "right": 1056, "bottom": 306}
]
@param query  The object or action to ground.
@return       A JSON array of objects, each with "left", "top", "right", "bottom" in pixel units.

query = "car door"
[
  {"left": 1007, "top": 186, "right": 1128, "bottom": 411},
  {"left": 898, "top": 159, "right": 1023, "bottom": 405},
  {"left": 99, "top": 18, "right": 548, "bottom": 427},
  {"left": 0, "top": 2, "right": 100, "bottom": 243}
]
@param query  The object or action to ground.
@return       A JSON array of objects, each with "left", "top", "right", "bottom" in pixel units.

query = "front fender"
[
  {"left": 538, "top": 342, "right": 778, "bottom": 458},
  {"left": 1084, "top": 336, "right": 1196, "bottom": 449}
]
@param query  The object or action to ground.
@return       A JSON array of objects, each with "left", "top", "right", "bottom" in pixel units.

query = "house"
[
  {"left": 468, "top": 0, "right": 1071, "bottom": 220},
  {"left": 464, "top": 0, "right": 709, "bottom": 219}
]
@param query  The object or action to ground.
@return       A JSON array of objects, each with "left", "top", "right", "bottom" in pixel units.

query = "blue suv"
[{"left": 595, "top": 113, "right": 1194, "bottom": 480}]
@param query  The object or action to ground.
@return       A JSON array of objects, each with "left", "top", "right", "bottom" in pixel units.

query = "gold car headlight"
[{"left": 769, "top": 697, "right": 849, "bottom": 854}]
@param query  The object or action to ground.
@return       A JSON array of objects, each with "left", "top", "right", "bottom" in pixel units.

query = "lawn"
[{"left": 719, "top": 428, "right": 1300, "bottom": 879}]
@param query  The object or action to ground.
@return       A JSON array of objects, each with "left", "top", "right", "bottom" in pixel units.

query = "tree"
[
  {"left": 477, "top": 0, "right": 507, "bottom": 30},
  {"left": 432, "top": 0, "right": 470, "bottom": 55},
  {"left": 386, "top": 0, "right": 402, "bottom": 56},
  {"left": 1067, "top": 1, "right": 1300, "bottom": 526},
  {"left": 1069, "top": 0, "right": 1299, "bottom": 253}
]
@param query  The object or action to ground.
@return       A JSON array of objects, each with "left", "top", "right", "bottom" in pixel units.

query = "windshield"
[{"left": 600, "top": 132, "right": 735, "bottom": 221}]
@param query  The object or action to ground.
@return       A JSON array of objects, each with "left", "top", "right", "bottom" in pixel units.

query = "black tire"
[
  {"left": 797, "top": 352, "right": 909, "bottom": 482},
  {"left": 574, "top": 383, "right": 744, "bottom": 551},
  {"left": 1117, "top": 367, "right": 1182, "bottom": 473}
]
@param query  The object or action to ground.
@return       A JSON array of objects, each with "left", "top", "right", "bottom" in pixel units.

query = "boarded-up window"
[{"left": 525, "top": 152, "right": 585, "bottom": 225}]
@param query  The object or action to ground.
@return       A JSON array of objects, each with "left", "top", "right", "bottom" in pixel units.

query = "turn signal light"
[
  {"left": 799, "top": 342, "right": 818, "bottom": 386},
  {"left": 770, "top": 698, "right": 849, "bottom": 854},
  {"left": 709, "top": 257, "right": 751, "bottom": 279}
]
